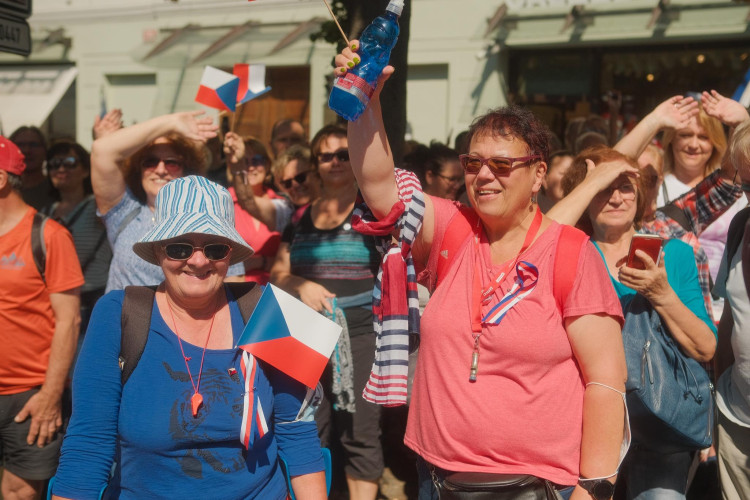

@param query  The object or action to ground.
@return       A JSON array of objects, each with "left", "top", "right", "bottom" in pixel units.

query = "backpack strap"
[
  {"left": 119, "top": 283, "right": 263, "bottom": 387},
  {"left": 114, "top": 206, "right": 140, "bottom": 244},
  {"left": 553, "top": 224, "right": 588, "bottom": 314},
  {"left": 435, "top": 206, "right": 478, "bottom": 290},
  {"left": 31, "top": 212, "right": 48, "bottom": 283},
  {"left": 226, "top": 282, "right": 263, "bottom": 323},
  {"left": 120, "top": 286, "right": 157, "bottom": 386}
]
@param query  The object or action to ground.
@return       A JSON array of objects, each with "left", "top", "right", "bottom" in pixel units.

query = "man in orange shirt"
[{"left": 0, "top": 136, "right": 84, "bottom": 500}]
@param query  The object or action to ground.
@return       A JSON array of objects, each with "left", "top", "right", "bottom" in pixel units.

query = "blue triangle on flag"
[{"left": 237, "top": 286, "right": 291, "bottom": 347}]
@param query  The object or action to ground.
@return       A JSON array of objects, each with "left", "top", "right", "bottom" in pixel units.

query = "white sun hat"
[{"left": 133, "top": 175, "right": 254, "bottom": 266}]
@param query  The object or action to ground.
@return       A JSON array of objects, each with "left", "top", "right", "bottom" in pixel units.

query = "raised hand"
[
  {"left": 584, "top": 158, "right": 640, "bottom": 193},
  {"left": 702, "top": 90, "right": 750, "bottom": 127},
  {"left": 171, "top": 111, "right": 218, "bottom": 143},
  {"left": 223, "top": 131, "right": 245, "bottom": 165},
  {"left": 649, "top": 95, "right": 700, "bottom": 131},
  {"left": 93, "top": 108, "right": 123, "bottom": 140}
]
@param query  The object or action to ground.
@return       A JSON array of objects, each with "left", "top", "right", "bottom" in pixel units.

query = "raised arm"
[
  {"left": 614, "top": 96, "right": 698, "bottom": 159},
  {"left": 546, "top": 159, "right": 639, "bottom": 226},
  {"left": 225, "top": 132, "right": 279, "bottom": 230},
  {"left": 702, "top": 90, "right": 750, "bottom": 130},
  {"left": 336, "top": 42, "right": 436, "bottom": 264},
  {"left": 91, "top": 111, "right": 217, "bottom": 214}
]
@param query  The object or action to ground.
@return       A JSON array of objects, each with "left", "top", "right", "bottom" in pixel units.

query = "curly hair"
[
  {"left": 124, "top": 134, "right": 208, "bottom": 204},
  {"left": 662, "top": 106, "right": 726, "bottom": 178},
  {"left": 466, "top": 106, "right": 552, "bottom": 164},
  {"left": 271, "top": 144, "right": 312, "bottom": 182},
  {"left": 562, "top": 145, "right": 648, "bottom": 231}
]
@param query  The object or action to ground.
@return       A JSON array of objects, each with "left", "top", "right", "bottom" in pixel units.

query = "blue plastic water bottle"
[{"left": 328, "top": 0, "right": 404, "bottom": 122}]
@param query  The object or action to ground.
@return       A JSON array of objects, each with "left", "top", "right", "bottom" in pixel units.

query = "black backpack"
[{"left": 118, "top": 282, "right": 263, "bottom": 386}]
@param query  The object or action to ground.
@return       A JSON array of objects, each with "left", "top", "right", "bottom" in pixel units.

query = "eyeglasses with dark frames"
[
  {"left": 280, "top": 171, "right": 310, "bottom": 189},
  {"left": 140, "top": 157, "right": 184, "bottom": 174},
  {"left": 318, "top": 150, "right": 350, "bottom": 164},
  {"left": 163, "top": 243, "right": 232, "bottom": 261},
  {"left": 459, "top": 154, "right": 541, "bottom": 175},
  {"left": 47, "top": 156, "right": 79, "bottom": 171}
]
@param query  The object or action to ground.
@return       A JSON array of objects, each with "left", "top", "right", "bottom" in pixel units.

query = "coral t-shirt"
[
  {"left": 230, "top": 187, "right": 282, "bottom": 285},
  {"left": 405, "top": 198, "right": 623, "bottom": 485},
  {"left": 0, "top": 207, "right": 85, "bottom": 394}
]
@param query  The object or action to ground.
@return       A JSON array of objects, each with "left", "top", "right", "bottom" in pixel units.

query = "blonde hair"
[
  {"left": 662, "top": 106, "right": 726, "bottom": 177},
  {"left": 727, "top": 120, "right": 750, "bottom": 177},
  {"left": 271, "top": 144, "right": 312, "bottom": 181}
]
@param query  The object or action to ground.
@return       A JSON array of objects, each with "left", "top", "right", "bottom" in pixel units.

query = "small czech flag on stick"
[
  {"left": 234, "top": 64, "right": 271, "bottom": 105},
  {"left": 236, "top": 284, "right": 342, "bottom": 389},
  {"left": 195, "top": 66, "right": 240, "bottom": 112}
]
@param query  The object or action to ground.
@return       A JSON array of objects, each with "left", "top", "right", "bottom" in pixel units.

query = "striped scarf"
[{"left": 351, "top": 169, "right": 425, "bottom": 406}]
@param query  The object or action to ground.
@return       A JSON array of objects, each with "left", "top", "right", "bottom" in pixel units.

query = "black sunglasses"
[
  {"left": 140, "top": 156, "right": 184, "bottom": 173},
  {"left": 318, "top": 150, "right": 350, "bottom": 164},
  {"left": 280, "top": 171, "right": 309, "bottom": 189},
  {"left": 163, "top": 243, "right": 232, "bottom": 261},
  {"left": 48, "top": 156, "right": 79, "bottom": 171}
]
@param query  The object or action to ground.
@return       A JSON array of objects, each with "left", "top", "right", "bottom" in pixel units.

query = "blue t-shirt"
[
  {"left": 101, "top": 189, "right": 243, "bottom": 292},
  {"left": 592, "top": 238, "right": 716, "bottom": 335},
  {"left": 53, "top": 288, "right": 323, "bottom": 499}
]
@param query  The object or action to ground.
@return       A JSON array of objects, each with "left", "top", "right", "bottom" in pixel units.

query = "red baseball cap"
[{"left": 0, "top": 136, "right": 25, "bottom": 175}]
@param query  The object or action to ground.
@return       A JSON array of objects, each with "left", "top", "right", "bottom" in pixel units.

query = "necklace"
[{"left": 166, "top": 295, "right": 219, "bottom": 418}]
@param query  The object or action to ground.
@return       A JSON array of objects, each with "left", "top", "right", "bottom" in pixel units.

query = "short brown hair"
[
  {"left": 271, "top": 144, "right": 312, "bottom": 181},
  {"left": 124, "top": 133, "right": 207, "bottom": 204},
  {"left": 563, "top": 145, "right": 648, "bottom": 231},
  {"left": 466, "top": 106, "right": 552, "bottom": 164},
  {"left": 310, "top": 124, "right": 347, "bottom": 173}
]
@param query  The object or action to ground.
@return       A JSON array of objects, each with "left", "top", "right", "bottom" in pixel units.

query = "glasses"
[
  {"left": 318, "top": 150, "right": 350, "bottom": 164},
  {"left": 459, "top": 154, "right": 541, "bottom": 175},
  {"left": 48, "top": 156, "right": 79, "bottom": 171},
  {"left": 280, "top": 171, "right": 309, "bottom": 189},
  {"left": 140, "top": 156, "right": 184, "bottom": 174},
  {"left": 245, "top": 154, "right": 266, "bottom": 169},
  {"left": 437, "top": 173, "right": 463, "bottom": 184},
  {"left": 603, "top": 182, "right": 637, "bottom": 200},
  {"left": 163, "top": 243, "right": 232, "bottom": 261}
]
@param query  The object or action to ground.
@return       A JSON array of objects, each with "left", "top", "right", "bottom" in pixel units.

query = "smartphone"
[{"left": 626, "top": 234, "right": 663, "bottom": 270}]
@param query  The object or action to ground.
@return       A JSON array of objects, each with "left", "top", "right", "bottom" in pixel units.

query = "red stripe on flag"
[
  {"left": 244, "top": 337, "right": 330, "bottom": 389},
  {"left": 195, "top": 86, "right": 231, "bottom": 112}
]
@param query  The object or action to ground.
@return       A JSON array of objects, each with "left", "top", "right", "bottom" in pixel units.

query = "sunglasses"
[
  {"left": 602, "top": 182, "right": 637, "bottom": 200},
  {"left": 459, "top": 154, "right": 541, "bottom": 175},
  {"left": 140, "top": 156, "right": 184, "bottom": 173},
  {"left": 437, "top": 173, "right": 463, "bottom": 184},
  {"left": 280, "top": 171, "right": 309, "bottom": 189},
  {"left": 163, "top": 243, "right": 232, "bottom": 261},
  {"left": 318, "top": 150, "right": 350, "bottom": 164},
  {"left": 48, "top": 156, "right": 79, "bottom": 171},
  {"left": 245, "top": 154, "right": 267, "bottom": 169}
]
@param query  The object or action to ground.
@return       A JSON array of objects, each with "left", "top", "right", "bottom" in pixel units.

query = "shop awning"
[
  {"left": 488, "top": 0, "right": 750, "bottom": 47},
  {"left": 0, "top": 65, "right": 77, "bottom": 135}
]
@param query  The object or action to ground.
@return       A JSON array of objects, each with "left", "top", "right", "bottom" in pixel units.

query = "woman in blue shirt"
[{"left": 52, "top": 176, "right": 326, "bottom": 500}]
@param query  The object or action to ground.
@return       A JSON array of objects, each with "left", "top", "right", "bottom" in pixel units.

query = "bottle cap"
[{"left": 386, "top": 0, "right": 404, "bottom": 16}]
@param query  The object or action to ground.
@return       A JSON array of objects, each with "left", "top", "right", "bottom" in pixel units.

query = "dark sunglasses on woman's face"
[
  {"left": 318, "top": 150, "right": 350, "bottom": 164},
  {"left": 47, "top": 156, "right": 79, "bottom": 171},
  {"left": 163, "top": 243, "right": 232, "bottom": 261},
  {"left": 280, "top": 171, "right": 309, "bottom": 189},
  {"left": 140, "top": 157, "right": 184, "bottom": 173},
  {"left": 459, "top": 154, "right": 541, "bottom": 175}
]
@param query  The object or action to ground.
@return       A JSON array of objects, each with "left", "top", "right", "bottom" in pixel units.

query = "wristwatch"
[{"left": 578, "top": 477, "right": 615, "bottom": 500}]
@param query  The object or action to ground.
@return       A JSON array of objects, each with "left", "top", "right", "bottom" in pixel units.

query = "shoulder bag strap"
[
  {"left": 553, "top": 224, "right": 589, "bottom": 314},
  {"left": 31, "top": 212, "right": 48, "bottom": 283},
  {"left": 226, "top": 282, "right": 263, "bottom": 323},
  {"left": 120, "top": 285, "right": 157, "bottom": 386},
  {"left": 435, "top": 206, "right": 478, "bottom": 290}
]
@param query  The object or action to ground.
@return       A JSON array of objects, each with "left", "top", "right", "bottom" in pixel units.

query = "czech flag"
[
  {"left": 732, "top": 66, "right": 750, "bottom": 108},
  {"left": 195, "top": 66, "right": 240, "bottom": 112},
  {"left": 233, "top": 63, "right": 271, "bottom": 105},
  {"left": 236, "top": 284, "right": 342, "bottom": 388}
]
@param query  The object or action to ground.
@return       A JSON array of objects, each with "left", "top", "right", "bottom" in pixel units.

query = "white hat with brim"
[{"left": 133, "top": 175, "right": 254, "bottom": 266}]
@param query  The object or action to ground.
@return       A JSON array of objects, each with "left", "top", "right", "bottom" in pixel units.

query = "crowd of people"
[{"left": 0, "top": 45, "right": 749, "bottom": 500}]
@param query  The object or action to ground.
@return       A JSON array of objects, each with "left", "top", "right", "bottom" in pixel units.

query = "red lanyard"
[{"left": 471, "top": 206, "right": 543, "bottom": 335}]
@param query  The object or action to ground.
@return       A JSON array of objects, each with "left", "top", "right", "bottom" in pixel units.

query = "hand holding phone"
[{"left": 626, "top": 234, "right": 663, "bottom": 270}]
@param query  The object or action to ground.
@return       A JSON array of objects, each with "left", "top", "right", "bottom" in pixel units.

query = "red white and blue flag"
[
  {"left": 233, "top": 63, "right": 271, "bottom": 105},
  {"left": 239, "top": 351, "right": 268, "bottom": 448},
  {"left": 482, "top": 261, "right": 539, "bottom": 325},
  {"left": 195, "top": 66, "right": 240, "bottom": 112},
  {"left": 237, "top": 284, "right": 342, "bottom": 389}
]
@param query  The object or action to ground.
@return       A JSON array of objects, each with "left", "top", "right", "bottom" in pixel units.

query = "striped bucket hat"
[{"left": 133, "top": 175, "right": 253, "bottom": 265}]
